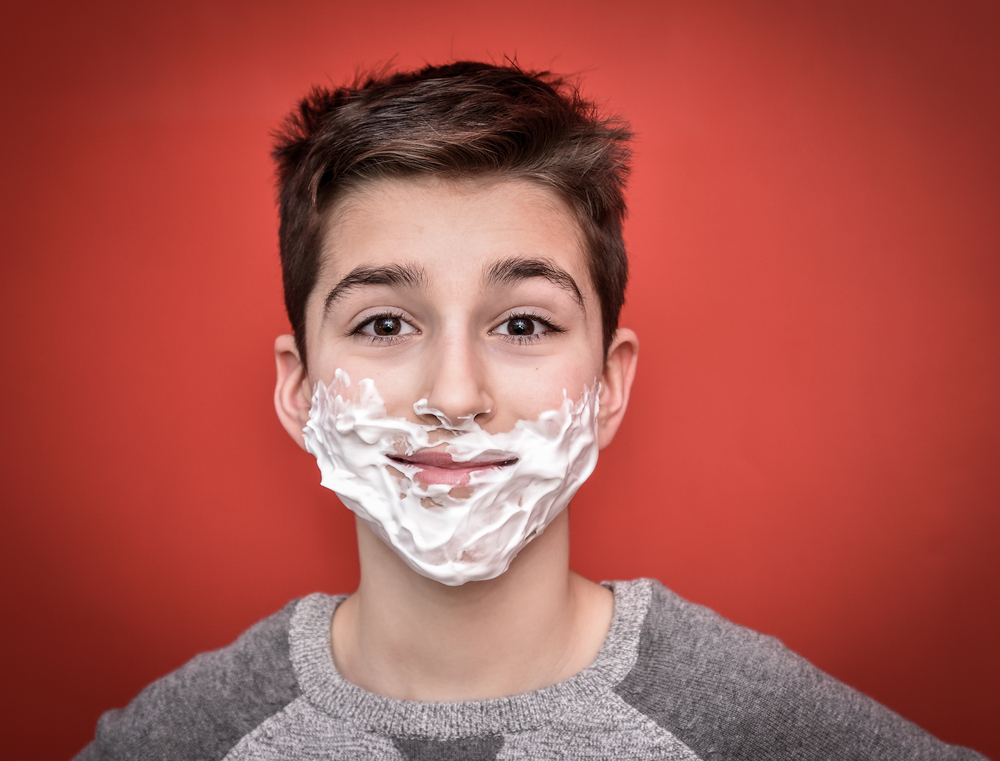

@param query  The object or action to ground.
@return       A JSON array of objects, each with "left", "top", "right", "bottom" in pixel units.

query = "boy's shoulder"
[
  {"left": 77, "top": 599, "right": 303, "bottom": 761},
  {"left": 624, "top": 580, "right": 984, "bottom": 760}
]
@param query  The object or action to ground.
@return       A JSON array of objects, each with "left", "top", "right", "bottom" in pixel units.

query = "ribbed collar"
[{"left": 289, "top": 578, "right": 652, "bottom": 739}]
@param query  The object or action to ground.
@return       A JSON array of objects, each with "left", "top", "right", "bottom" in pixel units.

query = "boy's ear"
[
  {"left": 597, "top": 328, "right": 639, "bottom": 450},
  {"left": 274, "top": 334, "right": 312, "bottom": 451}
]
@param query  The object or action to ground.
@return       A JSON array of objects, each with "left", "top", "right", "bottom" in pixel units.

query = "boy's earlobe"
[
  {"left": 597, "top": 328, "right": 639, "bottom": 451},
  {"left": 274, "top": 334, "right": 311, "bottom": 451}
]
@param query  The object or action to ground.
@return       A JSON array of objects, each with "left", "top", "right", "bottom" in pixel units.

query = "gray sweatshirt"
[{"left": 75, "top": 579, "right": 987, "bottom": 760}]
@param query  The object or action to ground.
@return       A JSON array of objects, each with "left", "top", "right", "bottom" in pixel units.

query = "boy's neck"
[{"left": 330, "top": 511, "right": 614, "bottom": 703}]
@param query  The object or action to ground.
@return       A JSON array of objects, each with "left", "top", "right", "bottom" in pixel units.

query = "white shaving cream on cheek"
[{"left": 302, "top": 369, "right": 600, "bottom": 586}]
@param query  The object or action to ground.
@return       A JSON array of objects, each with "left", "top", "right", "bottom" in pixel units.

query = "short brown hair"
[{"left": 272, "top": 61, "right": 632, "bottom": 362}]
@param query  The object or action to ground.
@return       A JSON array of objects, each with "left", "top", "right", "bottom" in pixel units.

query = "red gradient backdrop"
[{"left": 2, "top": 1, "right": 998, "bottom": 758}]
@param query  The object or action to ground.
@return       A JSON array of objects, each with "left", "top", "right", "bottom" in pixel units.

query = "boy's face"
[{"left": 276, "top": 175, "right": 635, "bottom": 459}]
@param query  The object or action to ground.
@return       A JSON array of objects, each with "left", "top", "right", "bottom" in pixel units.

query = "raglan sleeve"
[
  {"left": 613, "top": 581, "right": 990, "bottom": 761},
  {"left": 73, "top": 601, "right": 302, "bottom": 761}
]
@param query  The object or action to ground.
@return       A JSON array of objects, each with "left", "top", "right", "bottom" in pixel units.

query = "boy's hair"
[{"left": 272, "top": 61, "right": 632, "bottom": 363}]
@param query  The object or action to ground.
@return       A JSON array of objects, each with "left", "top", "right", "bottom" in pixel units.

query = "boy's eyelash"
[
  {"left": 348, "top": 311, "right": 411, "bottom": 342},
  {"left": 495, "top": 312, "right": 566, "bottom": 344}
]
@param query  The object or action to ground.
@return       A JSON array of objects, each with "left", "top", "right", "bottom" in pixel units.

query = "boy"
[{"left": 77, "top": 62, "right": 986, "bottom": 760}]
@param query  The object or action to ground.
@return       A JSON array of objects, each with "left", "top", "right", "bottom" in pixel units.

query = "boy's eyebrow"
[
  {"left": 323, "top": 263, "right": 427, "bottom": 314},
  {"left": 483, "top": 257, "right": 584, "bottom": 307}
]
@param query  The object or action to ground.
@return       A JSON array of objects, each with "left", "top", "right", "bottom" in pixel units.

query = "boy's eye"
[
  {"left": 491, "top": 314, "right": 562, "bottom": 339},
  {"left": 373, "top": 316, "right": 403, "bottom": 336},
  {"left": 356, "top": 314, "right": 417, "bottom": 338},
  {"left": 499, "top": 317, "right": 536, "bottom": 336}
]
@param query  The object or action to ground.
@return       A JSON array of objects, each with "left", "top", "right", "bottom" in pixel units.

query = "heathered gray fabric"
[
  {"left": 391, "top": 735, "right": 504, "bottom": 760},
  {"left": 75, "top": 579, "right": 990, "bottom": 760},
  {"left": 76, "top": 600, "right": 301, "bottom": 761},
  {"left": 614, "top": 582, "right": 987, "bottom": 760}
]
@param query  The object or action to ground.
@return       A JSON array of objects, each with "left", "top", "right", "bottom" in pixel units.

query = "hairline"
[{"left": 274, "top": 63, "right": 631, "bottom": 374}]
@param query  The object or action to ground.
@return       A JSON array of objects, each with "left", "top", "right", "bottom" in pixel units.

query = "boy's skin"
[{"left": 274, "top": 174, "right": 639, "bottom": 702}]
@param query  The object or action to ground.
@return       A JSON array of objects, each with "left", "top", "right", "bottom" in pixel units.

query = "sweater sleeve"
[
  {"left": 74, "top": 600, "right": 303, "bottom": 761},
  {"left": 614, "top": 581, "right": 989, "bottom": 761}
]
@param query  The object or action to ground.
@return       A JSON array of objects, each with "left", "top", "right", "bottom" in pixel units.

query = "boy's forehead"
[{"left": 311, "top": 175, "right": 595, "bottom": 303}]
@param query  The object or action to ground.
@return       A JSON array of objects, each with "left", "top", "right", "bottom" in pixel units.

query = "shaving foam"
[{"left": 302, "top": 369, "right": 600, "bottom": 585}]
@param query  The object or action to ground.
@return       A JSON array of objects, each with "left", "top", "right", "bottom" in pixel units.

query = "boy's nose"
[{"left": 419, "top": 338, "right": 494, "bottom": 429}]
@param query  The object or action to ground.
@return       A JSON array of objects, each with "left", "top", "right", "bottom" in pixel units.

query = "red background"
[{"left": 2, "top": 1, "right": 998, "bottom": 758}]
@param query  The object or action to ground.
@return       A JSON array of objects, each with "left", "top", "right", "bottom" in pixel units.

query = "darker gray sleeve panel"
[
  {"left": 74, "top": 600, "right": 303, "bottom": 761},
  {"left": 391, "top": 735, "right": 504, "bottom": 761},
  {"left": 615, "top": 583, "right": 989, "bottom": 761}
]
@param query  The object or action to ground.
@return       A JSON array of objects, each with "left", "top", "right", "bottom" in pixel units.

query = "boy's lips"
[{"left": 387, "top": 449, "right": 518, "bottom": 486}]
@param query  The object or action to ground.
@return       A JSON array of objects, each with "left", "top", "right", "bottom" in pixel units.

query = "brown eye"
[
  {"left": 507, "top": 317, "right": 534, "bottom": 335},
  {"left": 373, "top": 316, "right": 401, "bottom": 336},
  {"left": 492, "top": 314, "right": 560, "bottom": 341},
  {"left": 356, "top": 313, "right": 416, "bottom": 340}
]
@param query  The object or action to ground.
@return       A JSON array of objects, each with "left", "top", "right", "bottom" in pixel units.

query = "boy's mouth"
[{"left": 387, "top": 449, "right": 518, "bottom": 486}]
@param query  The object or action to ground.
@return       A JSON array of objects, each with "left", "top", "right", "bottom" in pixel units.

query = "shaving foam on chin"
[{"left": 302, "top": 369, "right": 600, "bottom": 586}]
